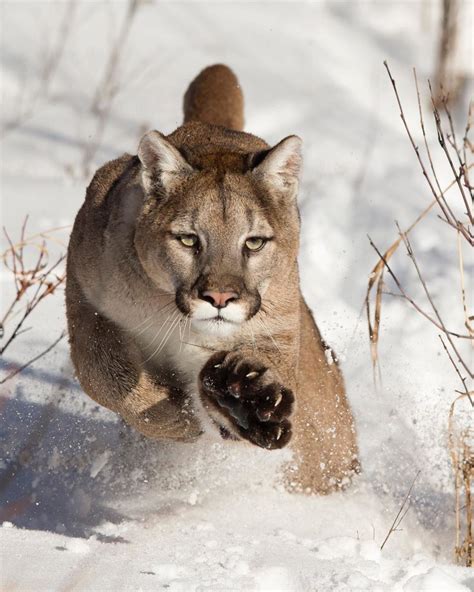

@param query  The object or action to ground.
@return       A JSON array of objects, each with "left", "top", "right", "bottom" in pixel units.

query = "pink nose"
[{"left": 201, "top": 290, "right": 239, "bottom": 309}]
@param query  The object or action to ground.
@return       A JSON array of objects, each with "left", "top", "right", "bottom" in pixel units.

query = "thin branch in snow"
[
  {"left": 384, "top": 61, "right": 473, "bottom": 243},
  {"left": 0, "top": 331, "right": 66, "bottom": 385},
  {"left": 448, "top": 395, "right": 474, "bottom": 567},
  {"left": 439, "top": 335, "right": 472, "bottom": 405},
  {"left": 380, "top": 471, "right": 420, "bottom": 551},
  {"left": 428, "top": 80, "right": 473, "bottom": 225},
  {"left": 396, "top": 223, "right": 473, "bottom": 384},
  {"left": 0, "top": 219, "right": 66, "bottom": 356},
  {"left": 367, "top": 234, "right": 470, "bottom": 341},
  {"left": 368, "top": 63, "right": 473, "bottom": 408}
]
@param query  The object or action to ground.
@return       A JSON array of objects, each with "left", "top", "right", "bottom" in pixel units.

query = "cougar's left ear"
[
  {"left": 138, "top": 130, "right": 193, "bottom": 194},
  {"left": 251, "top": 135, "right": 302, "bottom": 196}
]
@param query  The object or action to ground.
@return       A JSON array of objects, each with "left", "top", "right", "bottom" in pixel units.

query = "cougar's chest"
[{"left": 134, "top": 315, "right": 213, "bottom": 385}]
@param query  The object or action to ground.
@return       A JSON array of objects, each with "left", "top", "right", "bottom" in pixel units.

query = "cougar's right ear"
[
  {"left": 250, "top": 135, "right": 302, "bottom": 198},
  {"left": 138, "top": 130, "right": 193, "bottom": 194}
]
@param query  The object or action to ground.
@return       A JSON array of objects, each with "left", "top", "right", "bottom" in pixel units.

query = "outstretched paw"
[{"left": 199, "top": 351, "right": 294, "bottom": 449}]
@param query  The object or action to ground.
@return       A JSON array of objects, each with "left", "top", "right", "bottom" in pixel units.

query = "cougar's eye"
[
  {"left": 178, "top": 234, "right": 198, "bottom": 248},
  {"left": 245, "top": 237, "right": 266, "bottom": 252}
]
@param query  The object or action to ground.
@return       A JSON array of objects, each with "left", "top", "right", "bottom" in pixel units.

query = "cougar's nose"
[{"left": 200, "top": 290, "right": 239, "bottom": 309}]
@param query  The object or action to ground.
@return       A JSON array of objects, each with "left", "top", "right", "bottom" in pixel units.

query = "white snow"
[{"left": 1, "top": 1, "right": 473, "bottom": 591}]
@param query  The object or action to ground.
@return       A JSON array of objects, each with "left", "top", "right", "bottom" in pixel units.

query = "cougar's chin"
[
  {"left": 190, "top": 300, "right": 246, "bottom": 337},
  {"left": 192, "top": 318, "right": 240, "bottom": 338}
]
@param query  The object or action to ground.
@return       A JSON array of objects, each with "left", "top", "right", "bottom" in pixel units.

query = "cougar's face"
[
  {"left": 134, "top": 131, "right": 302, "bottom": 338},
  {"left": 136, "top": 172, "right": 299, "bottom": 337}
]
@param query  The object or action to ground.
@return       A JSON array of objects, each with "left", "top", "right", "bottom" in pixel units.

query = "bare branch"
[
  {"left": 384, "top": 61, "right": 473, "bottom": 244},
  {"left": 429, "top": 80, "right": 473, "bottom": 224},
  {"left": 380, "top": 471, "right": 421, "bottom": 550},
  {"left": 439, "top": 335, "right": 473, "bottom": 406},
  {"left": 0, "top": 331, "right": 66, "bottom": 385},
  {"left": 367, "top": 235, "right": 470, "bottom": 341},
  {"left": 396, "top": 224, "right": 473, "bottom": 382}
]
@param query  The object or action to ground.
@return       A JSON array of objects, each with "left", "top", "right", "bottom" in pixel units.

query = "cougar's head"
[{"left": 134, "top": 130, "right": 302, "bottom": 337}]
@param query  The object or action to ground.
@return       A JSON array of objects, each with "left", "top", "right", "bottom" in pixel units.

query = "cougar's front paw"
[{"left": 199, "top": 351, "right": 294, "bottom": 449}]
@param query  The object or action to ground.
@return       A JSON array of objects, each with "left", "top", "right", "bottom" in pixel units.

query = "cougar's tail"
[{"left": 183, "top": 64, "right": 244, "bottom": 131}]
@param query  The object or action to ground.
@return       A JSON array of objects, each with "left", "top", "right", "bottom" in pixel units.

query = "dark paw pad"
[{"left": 199, "top": 351, "right": 294, "bottom": 450}]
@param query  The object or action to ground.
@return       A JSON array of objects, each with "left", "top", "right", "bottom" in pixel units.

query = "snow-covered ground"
[{"left": 1, "top": 1, "right": 473, "bottom": 590}]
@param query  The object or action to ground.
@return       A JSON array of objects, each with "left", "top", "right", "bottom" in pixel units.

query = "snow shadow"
[
  {"left": 0, "top": 385, "right": 214, "bottom": 542},
  {"left": 0, "top": 393, "right": 143, "bottom": 541},
  {"left": 0, "top": 384, "right": 283, "bottom": 542}
]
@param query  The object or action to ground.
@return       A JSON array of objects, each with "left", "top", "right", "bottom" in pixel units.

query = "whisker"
[
  {"left": 247, "top": 320, "right": 257, "bottom": 354},
  {"left": 143, "top": 309, "right": 179, "bottom": 355},
  {"left": 130, "top": 298, "right": 174, "bottom": 333},
  {"left": 133, "top": 301, "right": 175, "bottom": 337},
  {"left": 256, "top": 316, "right": 281, "bottom": 354},
  {"left": 142, "top": 316, "right": 177, "bottom": 364},
  {"left": 130, "top": 313, "right": 155, "bottom": 333},
  {"left": 150, "top": 314, "right": 182, "bottom": 360},
  {"left": 178, "top": 314, "right": 189, "bottom": 354},
  {"left": 179, "top": 341, "right": 218, "bottom": 352}
]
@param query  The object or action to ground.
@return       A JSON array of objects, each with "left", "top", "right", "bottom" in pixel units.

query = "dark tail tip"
[{"left": 183, "top": 64, "right": 244, "bottom": 131}]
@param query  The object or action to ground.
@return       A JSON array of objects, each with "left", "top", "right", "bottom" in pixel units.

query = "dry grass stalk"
[
  {"left": 0, "top": 218, "right": 66, "bottom": 382},
  {"left": 365, "top": 170, "right": 471, "bottom": 385},
  {"left": 380, "top": 471, "right": 421, "bottom": 551},
  {"left": 369, "top": 62, "right": 473, "bottom": 566},
  {"left": 449, "top": 394, "right": 473, "bottom": 566},
  {"left": 457, "top": 231, "right": 474, "bottom": 339},
  {"left": 0, "top": 332, "right": 65, "bottom": 386},
  {"left": 368, "top": 63, "right": 473, "bottom": 406},
  {"left": 383, "top": 62, "right": 473, "bottom": 242}
]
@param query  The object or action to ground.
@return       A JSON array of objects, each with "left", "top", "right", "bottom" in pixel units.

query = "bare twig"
[
  {"left": 367, "top": 235, "right": 470, "bottom": 341},
  {"left": 449, "top": 394, "right": 474, "bottom": 566},
  {"left": 380, "top": 471, "right": 421, "bottom": 550},
  {"left": 0, "top": 331, "right": 66, "bottom": 385},
  {"left": 443, "top": 99, "right": 471, "bottom": 202},
  {"left": 429, "top": 80, "right": 473, "bottom": 224},
  {"left": 456, "top": 232, "right": 474, "bottom": 338},
  {"left": 396, "top": 224, "right": 473, "bottom": 383},
  {"left": 364, "top": 167, "right": 471, "bottom": 379},
  {"left": 439, "top": 335, "right": 473, "bottom": 405},
  {"left": 413, "top": 69, "right": 458, "bottom": 226},
  {"left": 1, "top": 220, "right": 66, "bottom": 356},
  {"left": 383, "top": 61, "right": 473, "bottom": 244},
  {"left": 376, "top": 62, "right": 473, "bottom": 566}
]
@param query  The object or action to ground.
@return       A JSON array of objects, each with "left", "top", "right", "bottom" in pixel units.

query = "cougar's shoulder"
[
  {"left": 67, "top": 153, "right": 145, "bottom": 308},
  {"left": 70, "top": 154, "right": 136, "bottom": 244}
]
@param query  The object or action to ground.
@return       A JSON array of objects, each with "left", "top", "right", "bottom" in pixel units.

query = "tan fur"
[
  {"left": 183, "top": 64, "right": 244, "bottom": 131},
  {"left": 66, "top": 65, "right": 359, "bottom": 494}
]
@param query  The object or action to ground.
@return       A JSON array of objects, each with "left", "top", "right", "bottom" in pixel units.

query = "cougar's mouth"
[{"left": 190, "top": 301, "right": 246, "bottom": 336}]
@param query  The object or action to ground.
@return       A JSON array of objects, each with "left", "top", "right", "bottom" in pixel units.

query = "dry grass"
[
  {"left": 449, "top": 394, "right": 473, "bottom": 566},
  {"left": 380, "top": 471, "right": 421, "bottom": 551},
  {"left": 366, "top": 63, "right": 473, "bottom": 566},
  {"left": 0, "top": 217, "right": 67, "bottom": 383}
]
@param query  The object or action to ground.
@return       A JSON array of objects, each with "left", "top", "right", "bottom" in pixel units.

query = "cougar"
[{"left": 66, "top": 64, "right": 359, "bottom": 494}]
